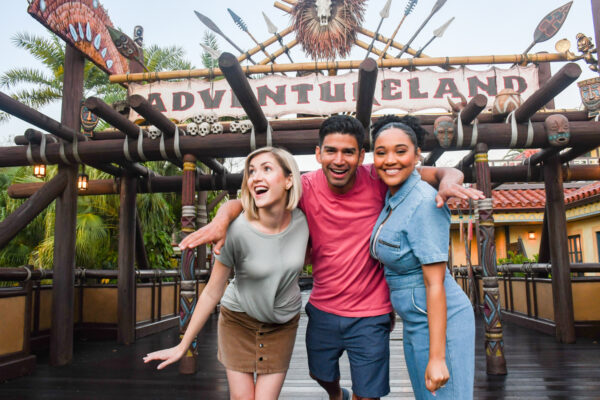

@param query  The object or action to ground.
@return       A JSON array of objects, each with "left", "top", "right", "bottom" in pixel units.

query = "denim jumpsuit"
[{"left": 370, "top": 170, "right": 475, "bottom": 400}]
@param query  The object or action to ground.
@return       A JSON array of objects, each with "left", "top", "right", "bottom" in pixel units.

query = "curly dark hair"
[{"left": 370, "top": 115, "right": 427, "bottom": 150}]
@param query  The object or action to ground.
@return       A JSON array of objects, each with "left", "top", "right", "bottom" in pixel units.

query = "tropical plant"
[{"left": 0, "top": 30, "right": 194, "bottom": 271}]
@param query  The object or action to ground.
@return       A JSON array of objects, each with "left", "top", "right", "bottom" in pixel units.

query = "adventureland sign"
[{"left": 128, "top": 66, "right": 539, "bottom": 121}]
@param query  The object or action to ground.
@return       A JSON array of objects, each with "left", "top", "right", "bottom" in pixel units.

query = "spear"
[
  {"left": 521, "top": 1, "right": 573, "bottom": 56},
  {"left": 364, "top": 0, "right": 392, "bottom": 60},
  {"left": 378, "top": 0, "right": 417, "bottom": 60},
  {"left": 193, "top": 10, "right": 257, "bottom": 65},
  {"left": 413, "top": 16, "right": 454, "bottom": 58},
  {"left": 262, "top": 12, "right": 294, "bottom": 63},
  {"left": 400, "top": 17, "right": 454, "bottom": 71},
  {"left": 200, "top": 42, "right": 222, "bottom": 63},
  {"left": 396, "top": 0, "right": 447, "bottom": 59},
  {"left": 228, "top": 8, "right": 278, "bottom": 65}
]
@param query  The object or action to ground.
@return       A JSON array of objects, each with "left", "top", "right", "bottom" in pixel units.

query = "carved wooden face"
[
  {"left": 433, "top": 116, "right": 454, "bottom": 148},
  {"left": 545, "top": 114, "right": 570, "bottom": 146}
]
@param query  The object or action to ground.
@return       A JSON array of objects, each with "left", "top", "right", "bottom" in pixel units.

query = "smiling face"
[
  {"left": 246, "top": 152, "right": 292, "bottom": 211},
  {"left": 315, "top": 133, "right": 365, "bottom": 194},
  {"left": 373, "top": 127, "right": 421, "bottom": 195}
]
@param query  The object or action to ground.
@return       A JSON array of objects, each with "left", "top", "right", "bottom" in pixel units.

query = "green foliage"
[
  {"left": 498, "top": 251, "right": 538, "bottom": 265},
  {"left": 201, "top": 32, "right": 220, "bottom": 69}
]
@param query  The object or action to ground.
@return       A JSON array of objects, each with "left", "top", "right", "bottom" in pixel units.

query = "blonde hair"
[{"left": 240, "top": 147, "right": 302, "bottom": 220}]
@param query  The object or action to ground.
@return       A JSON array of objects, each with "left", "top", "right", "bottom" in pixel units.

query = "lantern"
[
  {"left": 33, "top": 164, "right": 46, "bottom": 178},
  {"left": 77, "top": 169, "right": 89, "bottom": 191}
]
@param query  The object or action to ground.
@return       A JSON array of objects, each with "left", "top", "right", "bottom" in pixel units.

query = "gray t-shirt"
[{"left": 216, "top": 208, "right": 309, "bottom": 324}]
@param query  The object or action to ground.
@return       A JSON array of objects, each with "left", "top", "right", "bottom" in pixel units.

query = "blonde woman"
[{"left": 144, "top": 147, "right": 308, "bottom": 400}]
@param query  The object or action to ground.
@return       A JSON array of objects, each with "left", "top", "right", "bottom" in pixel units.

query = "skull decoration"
[
  {"left": 205, "top": 113, "right": 218, "bottom": 124},
  {"left": 239, "top": 120, "right": 253, "bottom": 134},
  {"left": 199, "top": 122, "right": 211, "bottom": 136},
  {"left": 211, "top": 122, "right": 224, "bottom": 134},
  {"left": 544, "top": 114, "right": 570, "bottom": 146},
  {"left": 433, "top": 116, "right": 455, "bottom": 148},
  {"left": 147, "top": 126, "right": 161, "bottom": 139},
  {"left": 492, "top": 89, "right": 522, "bottom": 117},
  {"left": 315, "top": 0, "right": 332, "bottom": 26},
  {"left": 230, "top": 120, "right": 240, "bottom": 133},
  {"left": 193, "top": 114, "right": 205, "bottom": 124},
  {"left": 186, "top": 122, "right": 199, "bottom": 136}
]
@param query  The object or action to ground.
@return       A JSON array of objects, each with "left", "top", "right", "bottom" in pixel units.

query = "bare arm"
[
  {"left": 422, "top": 262, "right": 450, "bottom": 394},
  {"left": 419, "top": 166, "right": 484, "bottom": 208},
  {"left": 143, "top": 260, "right": 231, "bottom": 369},
  {"left": 179, "top": 199, "right": 243, "bottom": 254}
]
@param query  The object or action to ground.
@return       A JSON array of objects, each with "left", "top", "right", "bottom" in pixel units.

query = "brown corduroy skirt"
[{"left": 217, "top": 306, "right": 300, "bottom": 374}]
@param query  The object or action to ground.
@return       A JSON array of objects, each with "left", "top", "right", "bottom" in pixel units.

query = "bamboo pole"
[
  {"left": 355, "top": 38, "right": 393, "bottom": 60},
  {"left": 258, "top": 39, "right": 299, "bottom": 65},
  {"left": 109, "top": 52, "right": 569, "bottom": 84},
  {"left": 237, "top": 26, "right": 294, "bottom": 63}
]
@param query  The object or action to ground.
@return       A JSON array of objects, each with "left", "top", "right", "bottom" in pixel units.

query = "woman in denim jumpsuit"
[{"left": 369, "top": 115, "right": 475, "bottom": 400}]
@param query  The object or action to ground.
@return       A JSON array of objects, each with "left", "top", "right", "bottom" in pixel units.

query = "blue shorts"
[{"left": 305, "top": 302, "right": 391, "bottom": 398}]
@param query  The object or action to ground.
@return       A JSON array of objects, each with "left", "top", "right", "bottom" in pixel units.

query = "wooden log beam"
[
  {"left": 37, "top": 110, "right": 588, "bottom": 142},
  {"left": 0, "top": 172, "right": 67, "bottom": 249},
  {"left": 117, "top": 173, "right": 137, "bottom": 345},
  {"left": 355, "top": 58, "right": 378, "bottom": 132},
  {"left": 84, "top": 97, "right": 143, "bottom": 139},
  {"left": 4, "top": 121, "right": 600, "bottom": 166},
  {"left": 424, "top": 94, "right": 487, "bottom": 166},
  {"left": 462, "top": 164, "right": 600, "bottom": 183},
  {"left": 50, "top": 44, "right": 81, "bottom": 367},
  {"left": 8, "top": 174, "right": 245, "bottom": 198},
  {"left": 514, "top": 63, "right": 581, "bottom": 123},
  {"left": 559, "top": 145, "right": 597, "bottom": 163},
  {"left": 219, "top": 52, "right": 269, "bottom": 142},
  {"left": 207, "top": 191, "right": 229, "bottom": 212},
  {"left": 536, "top": 52, "right": 556, "bottom": 109},
  {"left": 543, "top": 154, "right": 576, "bottom": 343}
]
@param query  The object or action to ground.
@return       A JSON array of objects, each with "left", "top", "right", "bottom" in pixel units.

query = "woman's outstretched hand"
[
  {"left": 143, "top": 345, "right": 186, "bottom": 370},
  {"left": 179, "top": 219, "right": 228, "bottom": 254},
  {"left": 425, "top": 358, "right": 450, "bottom": 395},
  {"left": 435, "top": 182, "right": 485, "bottom": 208}
]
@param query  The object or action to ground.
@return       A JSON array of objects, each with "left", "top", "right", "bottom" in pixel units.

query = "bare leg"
[
  {"left": 226, "top": 369, "right": 255, "bottom": 400},
  {"left": 310, "top": 372, "right": 344, "bottom": 400},
  {"left": 254, "top": 371, "right": 288, "bottom": 400}
]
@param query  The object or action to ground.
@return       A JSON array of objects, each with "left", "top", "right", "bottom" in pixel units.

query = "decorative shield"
[{"left": 578, "top": 77, "right": 600, "bottom": 118}]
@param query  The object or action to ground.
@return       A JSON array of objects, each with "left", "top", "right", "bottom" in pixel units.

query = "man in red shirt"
[{"left": 180, "top": 115, "right": 482, "bottom": 400}]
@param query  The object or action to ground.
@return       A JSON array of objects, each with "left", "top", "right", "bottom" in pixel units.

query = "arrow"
[
  {"left": 193, "top": 10, "right": 257, "bottom": 65},
  {"left": 364, "top": 0, "right": 392, "bottom": 59},
  {"left": 414, "top": 16, "right": 454, "bottom": 58},
  {"left": 227, "top": 8, "right": 279, "bottom": 65},
  {"left": 396, "top": 0, "right": 447, "bottom": 59},
  {"left": 378, "top": 0, "right": 417, "bottom": 60},
  {"left": 200, "top": 42, "right": 222, "bottom": 60},
  {"left": 262, "top": 12, "right": 294, "bottom": 63}
]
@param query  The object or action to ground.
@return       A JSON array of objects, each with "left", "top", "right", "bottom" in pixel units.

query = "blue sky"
[{"left": 0, "top": 0, "right": 597, "bottom": 166}]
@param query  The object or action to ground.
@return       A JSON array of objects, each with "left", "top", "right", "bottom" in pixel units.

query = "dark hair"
[
  {"left": 319, "top": 115, "right": 365, "bottom": 148},
  {"left": 371, "top": 115, "right": 426, "bottom": 150}
]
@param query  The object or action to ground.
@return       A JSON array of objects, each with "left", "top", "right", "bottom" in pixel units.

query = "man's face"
[{"left": 315, "top": 133, "right": 365, "bottom": 194}]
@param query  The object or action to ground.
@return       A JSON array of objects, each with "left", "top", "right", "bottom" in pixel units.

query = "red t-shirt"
[{"left": 299, "top": 164, "right": 393, "bottom": 317}]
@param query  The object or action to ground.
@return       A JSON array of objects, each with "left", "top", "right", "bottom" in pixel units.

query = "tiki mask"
[
  {"left": 578, "top": 77, "right": 600, "bottom": 118},
  {"left": 545, "top": 114, "right": 570, "bottom": 146},
  {"left": 492, "top": 88, "right": 522, "bottom": 117},
  {"left": 433, "top": 116, "right": 454, "bottom": 148},
  {"left": 315, "top": 0, "right": 332, "bottom": 26}
]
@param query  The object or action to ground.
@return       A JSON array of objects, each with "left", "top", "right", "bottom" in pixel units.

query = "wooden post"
[
  {"left": 474, "top": 143, "right": 507, "bottom": 375},
  {"left": 50, "top": 44, "right": 83, "bottom": 366},
  {"left": 196, "top": 191, "right": 208, "bottom": 273},
  {"left": 543, "top": 154, "right": 576, "bottom": 343},
  {"left": 355, "top": 58, "right": 378, "bottom": 134},
  {"left": 536, "top": 52, "right": 555, "bottom": 109},
  {"left": 135, "top": 212, "right": 151, "bottom": 270},
  {"left": 117, "top": 173, "right": 138, "bottom": 345},
  {"left": 178, "top": 154, "right": 198, "bottom": 374}
]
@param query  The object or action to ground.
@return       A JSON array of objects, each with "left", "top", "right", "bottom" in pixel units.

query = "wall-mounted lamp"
[
  {"left": 528, "top": 231, "right": 536, "bottom": 240},
  {"left": 33, "top": 164, "right": 46, "bottom": 178}
]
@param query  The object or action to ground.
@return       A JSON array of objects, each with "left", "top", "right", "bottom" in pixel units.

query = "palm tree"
[{"left": 0, "top": 30, "right": 193, "bottom": 270}]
